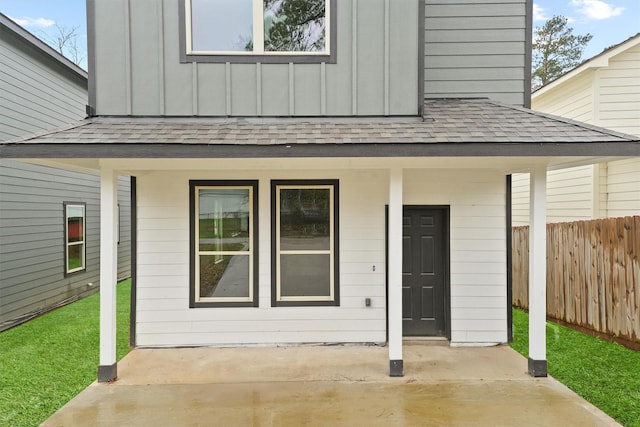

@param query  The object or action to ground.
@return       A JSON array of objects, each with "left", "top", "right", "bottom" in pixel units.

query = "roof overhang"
[{"left": 2, "top": 99, "right": 638, "bottom": 172}]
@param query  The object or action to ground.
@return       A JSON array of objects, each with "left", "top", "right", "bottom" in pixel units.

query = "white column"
[
  {"left": 528, "top": 165, "right": 547, "bottom": 377},
  {"left": 388, "top": 168, "right": 403, "bottom": 376},
  {"left": 98, "top": 167, "right": 118, "bottom": 382}
]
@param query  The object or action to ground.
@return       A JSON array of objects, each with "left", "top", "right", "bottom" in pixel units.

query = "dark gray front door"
[{"left": 402, "top": 207, "right": 447, "bottom": 336}]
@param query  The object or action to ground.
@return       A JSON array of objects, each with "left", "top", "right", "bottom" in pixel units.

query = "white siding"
[
  {"left": 404, "top": 169, "right": 507, "bottom": 344},
  {"left": 136, "top": 167, "right": 507, "bottom": 346},
  {"left": 607, "top": 159, "right": 640, "bottom": 217},
  {"left": 516, "top": 38, "right": 640, "bottom": 223}
]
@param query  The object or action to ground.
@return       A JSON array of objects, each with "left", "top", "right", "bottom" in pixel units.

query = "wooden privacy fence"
[{"left": 512, "top": 216, "right": 639, "bottom": 344}]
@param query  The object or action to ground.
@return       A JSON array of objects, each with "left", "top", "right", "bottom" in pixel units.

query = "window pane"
[
  {"left": 67, "top": 243, "right": 83, "bottom": 271},
  {"left": 200, "top": 255, "right": 250, "bottom": 298},
  {"left": 280, "top": 188, "right": 330, "bottom": 250},
  {"left": 66, "top": 206, "right": 84, "bottom": 243},
  {"left": 280, "top": 254, "right": 330, "bottom": 297},
  {"left": 264, "top": 0, "right": 326, "bottom": 52},
  {"left": 191, "top": 0, "right": 253, "bottom": 51},
  {"left": 199, "top": 189, "right": 250, "bottom": 252}
]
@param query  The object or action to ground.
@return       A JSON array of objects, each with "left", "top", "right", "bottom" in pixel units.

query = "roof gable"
[{"left": 534, "top": 33, "right": 640, "bottom": 98}]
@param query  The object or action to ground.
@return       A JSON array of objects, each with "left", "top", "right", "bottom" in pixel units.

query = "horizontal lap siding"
[
  {"left": 530, "top": 42, "right": 640, "bottom": 221},
  {"left": 0, "top": 161, "right": 133, "bottom": 327},
  {"left": 424, "top": 0, "right": 527, "bottom": 105},
  {"left": 607, "top": 159, "right": 640, "bottom": 217},
  {"left": 135, "top": 169, "right": 389, "bottom": 346},
  {"left": 0, "top": 31, "right": 87, "bottom": 140},
  {"left": 95, "top": 0, "right": 419, "bottom": 117},
  {"left": 136, "top": 168, "right": 508, "bottom": 346},
  {"left": 403, "top": 169, "right": 507, "bottom": 344}
]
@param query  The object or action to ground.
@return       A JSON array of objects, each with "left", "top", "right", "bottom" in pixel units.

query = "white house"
[
  {"left": 1, "top": 0, "right": 638, "bottom": 383},
  {"left": 512, "top": 33, "right": 640, "bottom": 225}
]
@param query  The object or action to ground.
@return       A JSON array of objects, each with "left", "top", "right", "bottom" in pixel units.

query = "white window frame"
[
  {"left": 193, "top": 184, "right": 256, "bottom": 305},
  {"left": 184, "top": 0, "right": 331, "bottom": 56},
  {"left": 64, "top": 202, "right": 86, "bottom": 275},
  {"left": 274, "top": 183, "right": 337, "bottom": 304}
]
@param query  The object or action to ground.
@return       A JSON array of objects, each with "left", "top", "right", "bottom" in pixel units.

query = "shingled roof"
[{"left": 2, "top": 99, "right": 638, "bottom": 158}]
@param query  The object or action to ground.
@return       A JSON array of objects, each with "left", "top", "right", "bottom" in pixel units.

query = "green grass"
[
  {"left": 0, "top": 280, "right": 132, "bottom": 427},
  {"left": 511, "top": 308, "right": 640, "bottom": 426}
]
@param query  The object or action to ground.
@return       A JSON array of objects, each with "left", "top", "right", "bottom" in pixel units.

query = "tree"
[
  {"left": 532, "top": 16, "right": 592, "bottom": 89},
  {"left": 41, "top": 24, "right": 86, "bottom": 69},
  {"left": 263, "top": 0, "right": 326, "bottom": 52}
]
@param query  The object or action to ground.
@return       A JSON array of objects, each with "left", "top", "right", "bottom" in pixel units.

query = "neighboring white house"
[
  {"left": 1, "top": 0, "right": 638, "bottom": 383},
  {"left": 0, "top": 14, "right": 131, "bottom": 330},
  {"left": 512, "top": 33, "right": 640, "bottom": 225}
]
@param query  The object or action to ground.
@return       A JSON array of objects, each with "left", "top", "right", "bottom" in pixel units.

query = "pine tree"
[{"left": 532, "top": 16, "right": 592, "bottom": 89}]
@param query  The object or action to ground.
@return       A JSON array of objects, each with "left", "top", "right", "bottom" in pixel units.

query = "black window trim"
[
  {"left": 178, "top": 0, "right": 337, "bottom": 64},
  {"left": 271, "top": 179, "right": 340, "bottom": 307},
  {"left": 189, "top": 179, "right": 259, "bottom": 308},
  {"left": 63, "top": 201, "right": 87, "bottom": 277}
]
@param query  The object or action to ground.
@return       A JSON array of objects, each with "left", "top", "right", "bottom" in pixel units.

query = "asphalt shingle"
[{"left": 3, "top": 99, "right": 638, "bottom": 147}]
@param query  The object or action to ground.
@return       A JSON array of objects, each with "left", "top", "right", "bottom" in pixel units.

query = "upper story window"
[{"left": 182, "top": 0, "right": 336, "bottom": 63}]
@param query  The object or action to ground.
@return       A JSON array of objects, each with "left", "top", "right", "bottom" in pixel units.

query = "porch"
[{"left": 42, "top": 343, "right": 619, "bottom": 426}]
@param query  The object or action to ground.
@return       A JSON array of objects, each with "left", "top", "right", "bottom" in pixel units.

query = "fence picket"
[{"left": 512, "top": 216, "right": 639, "bottom": 344}]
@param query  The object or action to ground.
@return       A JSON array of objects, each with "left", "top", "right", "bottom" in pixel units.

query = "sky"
[{"left": 0, "top": 0, "right": 638, "bottom": 70}]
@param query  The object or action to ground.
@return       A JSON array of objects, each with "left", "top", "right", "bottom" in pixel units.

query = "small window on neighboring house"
[
  {"left": 182, "top": 0, "right": 335, "bottom": 63},
  {"left": 272, "top": 180, "right": 339, "bottom": 306},
  {"left": 190, "top": 181, "right": 259, "bottom": 307},
  {"left": 64, "top": 203, "right": 86, "bottom": 275}
]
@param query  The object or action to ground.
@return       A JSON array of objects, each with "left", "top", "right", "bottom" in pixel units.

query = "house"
[
  {"left": 1, "top": 0, "right": 638, "bottom": 382},
  {"left": 0, "top": 14, "right": 132, "bottom": 330},
  {"left": 512, "top": 33, "right": 640, "bottom": 225}
]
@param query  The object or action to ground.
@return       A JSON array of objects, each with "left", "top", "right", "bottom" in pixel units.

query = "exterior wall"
[
  {"left": 513, "top": 39, "right": 640, "bottom": 224},
  {"left": 0, "top": 21, "right": 87, "bottom": 140},
  {"left": 424, "top": 0, "right": 528, "bottom": 106},
  {"left": 0, "top": 17, "right": 132, "bottom": 329},
  {"left": 0, "top": 161, "right": 132, "bottom": 327},
  {"left": 404, "top": 169, "right": 507, "bottom": 343},
  {"left": 135, "top": 166, "right": 506, "bottom": 346},
  {"left": 92, "top": 0, "right": 420, "bottom": 117},
  {"left": 596, "top": 44, "right": 640, "bottom": 136},
  {"left": 512, "top": 166, "right": 597, "bottom": 225}
]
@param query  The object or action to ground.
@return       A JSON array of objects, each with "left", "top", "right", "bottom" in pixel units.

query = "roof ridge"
[{"left": 486, "top": 100, "right": 639, "bottom": 142}]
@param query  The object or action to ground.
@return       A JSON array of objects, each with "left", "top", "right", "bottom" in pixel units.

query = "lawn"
[
  {"left": 0, "top": 280, "right": 132, "bottom": 427},
  {"left": 511, "top": 308, "right": 640, "bottom": 427}
]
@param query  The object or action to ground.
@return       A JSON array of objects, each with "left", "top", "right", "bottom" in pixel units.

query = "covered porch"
[
  {"left": 41, "top": 343, "right": 620, "bottom": 426},
  {"left": 1, "top": 99, "right": 637, "bottom": 383}
]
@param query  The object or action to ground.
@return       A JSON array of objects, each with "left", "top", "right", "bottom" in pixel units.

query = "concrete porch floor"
[{"left": 43, "top": 344, "right": 619, "bottom": 426}]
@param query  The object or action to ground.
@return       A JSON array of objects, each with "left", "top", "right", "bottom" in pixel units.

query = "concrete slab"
[{"left": 43, "top": 344, "right": 620, "bottom": 426}]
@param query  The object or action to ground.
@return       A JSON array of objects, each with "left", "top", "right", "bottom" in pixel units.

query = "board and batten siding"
[
  {"left": 424, "top": 0, "right": 528, "bottom": 106},
  {"left": 0, "top": 161, "right": 132, "bottom": 327},
  {"left": 513, "top": 39, "right": 640, "bottom": 224},
  {"left": 135, "top": 167, "right": 507, "bottom": 346},
  {"left": 92, "top": 0, "right": 419, "bottom": 117}
]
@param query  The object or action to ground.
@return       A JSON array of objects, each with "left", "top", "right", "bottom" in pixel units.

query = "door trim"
[{"left": 385, "top": 205, "right": 451, "bottom": 340}]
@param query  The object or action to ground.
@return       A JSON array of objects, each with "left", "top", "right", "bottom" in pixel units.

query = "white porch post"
[
  {"left": 98, "top": 167, "right": 118, "bottom": 382},
  {"left": 528, "top": 165, "right": 548, "bottom": 377},
  {"left": 388, "top": 168, "right": 403, "bottom": 376}
]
